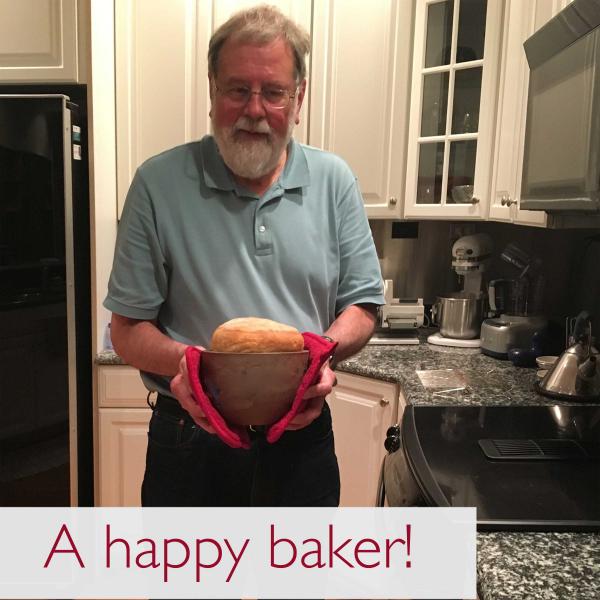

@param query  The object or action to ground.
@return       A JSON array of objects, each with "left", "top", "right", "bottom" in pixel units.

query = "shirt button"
[{"left": 258, "top": 225, "right": 266, "bottom": 233}]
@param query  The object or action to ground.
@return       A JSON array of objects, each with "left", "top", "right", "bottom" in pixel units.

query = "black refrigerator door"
[{"left": 0, "top": 93, "right": 91, "bottom": 507}]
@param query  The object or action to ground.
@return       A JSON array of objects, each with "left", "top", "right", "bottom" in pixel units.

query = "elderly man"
[{"left": 105, "top": 5, "right": 384, "bottom": 508}]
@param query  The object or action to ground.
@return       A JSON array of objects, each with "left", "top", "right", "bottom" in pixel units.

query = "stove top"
[{"left": 401, "top": 405, "right": 600, "bottom": 531}]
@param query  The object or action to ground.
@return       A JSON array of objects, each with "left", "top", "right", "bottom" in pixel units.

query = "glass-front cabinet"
[{"left": 404, "top": 0, "right": 503, "bottom": 219}]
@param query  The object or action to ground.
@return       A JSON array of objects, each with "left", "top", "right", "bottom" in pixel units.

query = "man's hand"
[
  {"left": 286, "top": 362, "right": 337, "bottom": 431},
  {"left": 169, "top": 348, "right": 216, "bottom": 434}
]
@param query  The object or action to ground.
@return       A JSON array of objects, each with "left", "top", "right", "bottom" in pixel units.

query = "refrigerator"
[{"left": 0, "top": 84, "right": 92, "bottom": 507}]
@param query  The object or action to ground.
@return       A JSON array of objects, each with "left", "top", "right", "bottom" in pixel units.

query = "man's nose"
[{"left": 243, "top": 91, "right": 267, "bottom": 119}]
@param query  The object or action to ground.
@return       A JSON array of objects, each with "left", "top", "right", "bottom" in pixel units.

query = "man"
[{"left": 104, "top": 5, "right": 384, "bottom": 508}]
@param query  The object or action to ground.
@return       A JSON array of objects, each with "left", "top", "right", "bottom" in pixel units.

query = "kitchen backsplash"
[{"left": 371, "top": 219, "right": 600, "bottom": 329}]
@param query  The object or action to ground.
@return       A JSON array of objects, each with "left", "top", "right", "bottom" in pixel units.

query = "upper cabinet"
[
  {"left": 115, "top": 0, "right": 211, "bottom": 217},
  {"left": 115, "top": 0, "right": 311, "bottom": 217},
  {"left": 489, "top": 0, "right": 572, "bottom": 228},
  {"left": 309, "top": 0, "right": 414, "bottom": 218},
  {"left": 0, "top": 0, "right": 81, "bottom": 82},
  {"left": 403, "top": 0, "right": 503, "bottom": 220}
]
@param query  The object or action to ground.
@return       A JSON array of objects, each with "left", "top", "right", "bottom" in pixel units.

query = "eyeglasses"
[{"left": 215, "top": 84, "right": 297, "bottom": 110}]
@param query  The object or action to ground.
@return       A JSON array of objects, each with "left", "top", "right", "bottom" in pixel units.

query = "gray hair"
[{"left": 208, "top": 4, "right": 311, "bottom": 82}]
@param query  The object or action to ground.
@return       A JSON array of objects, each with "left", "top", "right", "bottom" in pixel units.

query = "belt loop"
[{"left": 146, "top": 390, "right": 157, "bottom": 410}]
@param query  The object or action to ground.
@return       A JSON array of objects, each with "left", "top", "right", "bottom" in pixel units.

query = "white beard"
[{"left": 212, "top": 113, "right": 296, "bottom": 180}]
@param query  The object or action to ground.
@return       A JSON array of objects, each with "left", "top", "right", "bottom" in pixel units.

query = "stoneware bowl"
[{"left": 200, "top": 351, "right": 309, "bottom": 426}]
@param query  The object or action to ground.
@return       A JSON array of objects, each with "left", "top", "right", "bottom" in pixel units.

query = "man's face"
[{"left": 210, "top": 36, "right": 306, "bottom": 180}]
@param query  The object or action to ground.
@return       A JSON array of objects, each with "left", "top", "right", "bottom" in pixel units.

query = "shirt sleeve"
[
  {"left": 103, "top": 169, "right": 169, "bottom": 320},
  {"left": 335, "top": 177, "right": 385, "bottom": 315}
]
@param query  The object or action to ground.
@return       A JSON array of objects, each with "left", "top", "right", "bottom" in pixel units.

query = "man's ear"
[
  {"left": 294, "top": 79, "right": 307, "bottom": 125},
  {"left": 208, "top": 74, "right": 215, "bottom": 117}
]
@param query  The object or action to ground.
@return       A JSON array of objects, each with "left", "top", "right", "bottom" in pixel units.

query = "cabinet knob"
[
  {"left": 501, "top": 195, "right": 515, "bottom": 207},
  {"left": 470, "top": 197, "right": 480, "bottom": 205},
  {"left": 380, "top": 398, "right": 390, "bottom": 407},
  {"left": 389, "top": 196, "right": 397, "bottom": 206}
]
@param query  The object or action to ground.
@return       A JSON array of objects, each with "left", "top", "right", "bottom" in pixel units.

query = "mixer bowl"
[
  {"left": 433, "top": 293, "right": 485, "bottom": 339},
  {"left": 200, "top": 351, "right": 309, "bottom": 425}
]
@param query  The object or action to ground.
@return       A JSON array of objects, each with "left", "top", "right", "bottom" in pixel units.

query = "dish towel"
[{"left": 185, "top": 332, "right": 337, "bottom": 449}]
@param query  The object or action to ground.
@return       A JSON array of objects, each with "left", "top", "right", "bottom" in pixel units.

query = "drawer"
[{"left": 97, "top": 365, "right": 149, "bottom": 408}]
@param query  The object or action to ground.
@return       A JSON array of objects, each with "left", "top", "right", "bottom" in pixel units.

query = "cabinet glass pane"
[
  {"left": 457, "top": 0, "right": 487, "bottom": 62},
  {"left": 421, "top": 72, "right": 449, "bottom": 136},
  {"left": 447, "top": 140, "right": 477, "bottom": 203},
  {"left": 451, "top": 67, "right": 482, "bottom": 133},
  {"left": 425, "top": 0, "right": 454, "bottom": 67},
  {"left": 417, "top": 142, "right": 444, "bottom": 204}
]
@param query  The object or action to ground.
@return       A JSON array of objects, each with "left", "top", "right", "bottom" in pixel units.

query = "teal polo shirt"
[{"left": 104, "top": 135, "right": 384, "bottom": 394}]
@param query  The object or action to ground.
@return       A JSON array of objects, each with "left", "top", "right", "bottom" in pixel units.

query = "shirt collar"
[{"left": 199, "top": 135, "right": 310, "bottom": 193}]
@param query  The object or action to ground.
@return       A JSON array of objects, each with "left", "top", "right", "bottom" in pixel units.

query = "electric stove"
[{"left": 400, "top": 404, "right": 600, "bottom": 531}]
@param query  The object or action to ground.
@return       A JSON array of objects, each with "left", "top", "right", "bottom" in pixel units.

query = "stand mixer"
[
  {"left": 451, "top": 233, "right": 494, "bottom": 294},
  {"left": 428, "top": 233, "right": 493, "bottom": 348}
]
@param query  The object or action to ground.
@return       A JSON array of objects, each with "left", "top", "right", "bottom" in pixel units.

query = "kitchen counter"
[
  {"left": 337, "top": 341, "right": 585, "bottom": 407},
  {"left": 96, "top": 340, "right": 600, "bottom": 599}
]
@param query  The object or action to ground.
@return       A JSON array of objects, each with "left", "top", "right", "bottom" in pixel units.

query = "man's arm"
[
  {"left": 110, "top": 314, "right": 187, "bottom": 376},
  {"left": 323, "top": 303, "right": 378, "bottom": 367},
  {"left": 110, "top": 314, "right": 214, "bottom": 432}
]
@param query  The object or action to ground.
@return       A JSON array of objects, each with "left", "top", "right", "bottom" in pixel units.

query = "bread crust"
[{"left": 210, "top": 317, "right": 304, "bottom": 353}]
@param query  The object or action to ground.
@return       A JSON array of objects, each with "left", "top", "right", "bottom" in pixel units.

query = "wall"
[{"left": 375, "top": 219, "right": 600, "bottom": 330}]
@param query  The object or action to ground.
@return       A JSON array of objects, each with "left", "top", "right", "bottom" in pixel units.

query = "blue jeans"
[{"left": 141, "top": 394, "right": 340, "bottom": 507}]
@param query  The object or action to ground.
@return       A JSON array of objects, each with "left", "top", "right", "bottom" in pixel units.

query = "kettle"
[{"left": 537, "top": 311, "right": 600, "bottom": 401}]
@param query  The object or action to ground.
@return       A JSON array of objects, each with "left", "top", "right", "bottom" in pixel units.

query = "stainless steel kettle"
[{"left": 538, "top": 311, "right": 600, "bottom": 401}]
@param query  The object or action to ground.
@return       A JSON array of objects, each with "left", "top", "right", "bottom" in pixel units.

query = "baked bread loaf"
[{"left": 210, "top": 317, "right": 304, "bottom": 353}]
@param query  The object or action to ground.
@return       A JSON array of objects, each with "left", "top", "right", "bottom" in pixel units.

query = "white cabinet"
[
  {"left": 489, "top": 0, "right": 572, "bottom": 227},
  {"left": 114, "top": 0, "right": 311, "bottom": 218},
  {"left": 0, "top": 0, "right": 80, "bottom": 82},
  {"left": 328, "top": 372, "right": 405, "bottom": 507},
  {"left": 115, "top": 0, "right": 212, "bottom": 218},
  {"left": 96, "top": 365, "right": 150, "bottom": 506},
  {"left": 404, "top": 0, "right": 503, "bottom": 220},
  {"left": 310, "top": 0, "right": 414, "bottom": 218}
]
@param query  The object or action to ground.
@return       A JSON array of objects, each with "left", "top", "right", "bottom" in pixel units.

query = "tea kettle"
[{"left": 537, "top": 311, "right": 600, "bottom": 401}]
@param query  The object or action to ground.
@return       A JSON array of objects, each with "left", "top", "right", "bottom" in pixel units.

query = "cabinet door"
[
  {"left": 310, "top": 0, "right": 414, "bottom": 218},
  {"left": 404, "top": 0, "right": 503, "bottom": 220},
  {"left": 489, "top": 0, "right": 547, "bottom": 227},
  {"left": 98, "top": 408, "right": 151, "bottom": 506},
  {"left": 0, "top": 0, "right": 78, "bottom": 82},
  {"left": 115, "top": 0, "right": 212, "bottom": 217},
  {"left": 328, "top": 373, "right": 395, "bottom": 507}
]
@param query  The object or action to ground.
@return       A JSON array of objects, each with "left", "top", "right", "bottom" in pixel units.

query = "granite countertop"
[
  {"left": 337, "top": 339, "right": 588, "bottom": 407},
  {"left": 96, "top": 338, "right": 600, "bottom": 599}
]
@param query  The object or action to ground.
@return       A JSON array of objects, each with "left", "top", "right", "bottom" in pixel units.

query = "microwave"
[{"left": 521, "top": 0, "right": 600, "bottom": 213}]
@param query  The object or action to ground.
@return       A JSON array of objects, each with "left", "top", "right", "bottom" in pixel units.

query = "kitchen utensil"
[
  {"left": 537, "top": 311, "right": 600, "bottom": 401},
  {"left": 536, "top": 355, "right": 558, "bottom": 369},
  {"left": 432, "top": 292, "right": 485, "bottom": 339},
  {"left": 480, "top": 315, "right": 548, "bottom": 359},
  {"left": 200, "top": 350, "right": 309, "bottom": 425},
  {"left": 451, "top": 185, "right": 474, "bottom": 203},
  {"left": 508, "top": 347, "right": 538, "bottom": 367}
]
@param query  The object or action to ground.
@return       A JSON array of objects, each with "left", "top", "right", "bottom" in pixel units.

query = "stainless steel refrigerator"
[{"left": 0, "top": 85, "right": 92, "bottom": 506}]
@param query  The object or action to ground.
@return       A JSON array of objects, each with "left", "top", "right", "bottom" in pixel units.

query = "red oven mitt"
[{"left": 185, "top": 333, "right": 337, "bottom": 449}]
